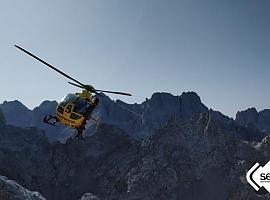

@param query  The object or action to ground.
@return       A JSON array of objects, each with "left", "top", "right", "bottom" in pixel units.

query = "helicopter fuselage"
[{"left": 55, "top": 93, "right": 95, "bottom": 130}]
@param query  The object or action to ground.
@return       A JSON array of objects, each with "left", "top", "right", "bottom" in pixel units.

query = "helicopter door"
[{"left": 73, "top": 98, "right": 90, "bottom": 116}]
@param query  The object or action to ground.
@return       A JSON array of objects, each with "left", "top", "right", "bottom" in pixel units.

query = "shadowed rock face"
[
  {"left": 0, "top": 108, "right": 6, "bottom": 125},
  {"left": 236, "top": 108, "right": 270, "bottom": 133},
  {"left": 0, "top": 92, "right": 269, "bottom": 200},
  {"left": 0, "top": 112, "right": 269, "bottom": 200},
  {"left": 0, "top": 92, "right": 208, "bottom": 142},
  {"left": 0, "top": 123, "right": 139, "bottom": 200},
  {"left": 102, "top": 113, "right": 266, "bottom": 200},
  {"left": 0, "top": 100, "right": 69, "bottom": 142},
  {"left": 0, "top": 175, "right": 45, "bottom": 200},
  {"left": 89, "top": 91, "right": 208, "bottom": 140},
  {"left": 0, "top": 100, "right": 32, "bottom": 127},
  {"left": 1, "top": 92, "right": 269, "bottom": 143}
]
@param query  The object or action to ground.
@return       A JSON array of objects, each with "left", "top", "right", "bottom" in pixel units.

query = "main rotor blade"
[
  {"left": 14, "top": 45, "right": 85, "bottom": 87},
  {"left": 69, "top": 81, "right": 132, "bottom": 96},
  {"left": 95, "top": 90, "right": 132, "bottom": 96},
  {"left": 68, "top": 82, "right": 84, "bottom": 89}
]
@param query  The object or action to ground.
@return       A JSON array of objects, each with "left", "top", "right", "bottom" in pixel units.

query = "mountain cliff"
[
  {"left": 1, "top": 91, "right": 268, "bottom": 142},
  {"left": 0, "top": 92, "right": 269, "bottom": 200},
  {"left": 0, "top": 92, "right": 208, "bottom": 142},
  {"left": 0, "top": 100, "right": 32, "bottom": 127},
  {"left": 236, "top": 108, "right": 270, "bottom": 133},
  {"left": 0, "top": 111, "right": 269, "bottom": 199},
  {"left": 0, "top": 175, "right": 45, "bottom": 200}
]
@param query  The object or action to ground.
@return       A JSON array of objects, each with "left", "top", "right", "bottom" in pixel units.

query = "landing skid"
[
  {"left": 43, "top": 114, "right": 100, "bottom": 140},
  {"left": 75, "top": 117, "right": 100, "bottom": 140},
  {"left": 75, "top": 129, "right": 84, "bottom": 140}
]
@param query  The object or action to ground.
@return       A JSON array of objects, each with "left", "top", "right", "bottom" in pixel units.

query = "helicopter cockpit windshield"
[
  {"left": 59, "top": 93, "right": 91, "bottom": 116},
  {"left": 73, "top": 98, "right": 90, "bottom": 115},
  {"left": 59, "top": 94, "right": 77, "bottom": 107}
]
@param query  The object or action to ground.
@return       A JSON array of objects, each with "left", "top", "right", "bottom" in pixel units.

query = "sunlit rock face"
[
  {"left": 78, "top": 193, "right": 100, "bottom": 200},
  {"left": 0, "top": 175, "right": 46, "bottom": 200}
]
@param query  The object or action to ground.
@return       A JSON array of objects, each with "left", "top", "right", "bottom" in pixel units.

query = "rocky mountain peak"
[
  {"left": 257, "top": 109, "right": 270, "bottom": 132},
  {"left": 34, "top": 100, "right": 58, "bottom": 111},
  {"left": 0, "top": 100, "right": 32, "bottom": 127},
  {"left": 145, "top": 91, "right": 204, "bottom": 109},
  {"left": 147, "top": 92, "right": 175, "bottom": 104},
  {"left": 0, "top": 92, "right": 268, "bottom": 144},
  {"left": 179, "top": 91, "right": 208, "bottom": 119},
  {"left": 181, "top": 91, "right": 202, "bottom": 103},
  {"left": 236, "top": 107, "right": 258, "bottom": 124},
  {"left": 1, "top": 100, "right": 30, "bottom": 112},
  {"left": 236, "top": 107, "right": 270, "bottom": 133}
]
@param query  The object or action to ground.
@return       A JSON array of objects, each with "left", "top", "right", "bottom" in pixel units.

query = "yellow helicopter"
[{"left": 15, "top": 45, "right": 132, "bottom": 139}]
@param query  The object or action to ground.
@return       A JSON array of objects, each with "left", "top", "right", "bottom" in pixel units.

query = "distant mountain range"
[
  {"left": 0, "top": 92, "right": 269, "bottom": 142},
  {"left": 0, "top": 91, "right": 269, "bottom": 200}
]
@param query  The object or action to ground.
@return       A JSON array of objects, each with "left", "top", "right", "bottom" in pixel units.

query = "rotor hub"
[{"left": 83, "top": 85, "right": 95, "bottom": 93}]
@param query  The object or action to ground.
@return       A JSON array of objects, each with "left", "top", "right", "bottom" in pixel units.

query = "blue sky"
[{"left": 0, "top": 0, "right": 269, "bottom": 117}]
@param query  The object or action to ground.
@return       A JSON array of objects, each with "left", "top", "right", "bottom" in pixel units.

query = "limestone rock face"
[
  {"left": 236, "top": 108, "right": 258, "bottom": 124},
  {"left": 0, "top": 175, "right": 46, "bottom": 200},
  {"left": 1, "top": 92, "right": 269, "bottom": 143},
  {"left": 236, "top": 108, "right": 270, "bottom": 133},
  {"left": 0, "top": 92, "right": 209, "bottom": 141},
  {"left": 2, "top": 111, "right": 269, "bottom": 200},
  {"left": 1, "top": 92, "right": 270, "bottom": 200},
  {"left": 31, "top": 100, "right": 68, "bottom": 142},
  {"left": 0, "top": 122, "right": 137, "bottom": 200},
  {"left": 0, "top": 100, "right": 69, "bottom": 142},
  {"left": 0, "top": 100, "right": 32, "bottom": 127},
  {"left": 87, "top": 92, "right": 208, "bottom": 139},
  {"left": 111, "top": 113, "right": 238, "bottom": 200},
  {"left": 78, "top": 193, "right": 100, "bottom": 200}
]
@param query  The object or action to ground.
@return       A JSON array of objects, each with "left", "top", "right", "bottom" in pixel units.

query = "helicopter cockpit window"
[
  {"left": 73, "top": 98, "right": 90, "bottom": 115},
  {"left": 59, "top": 94, "right": 77, "bottom": 107}
]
